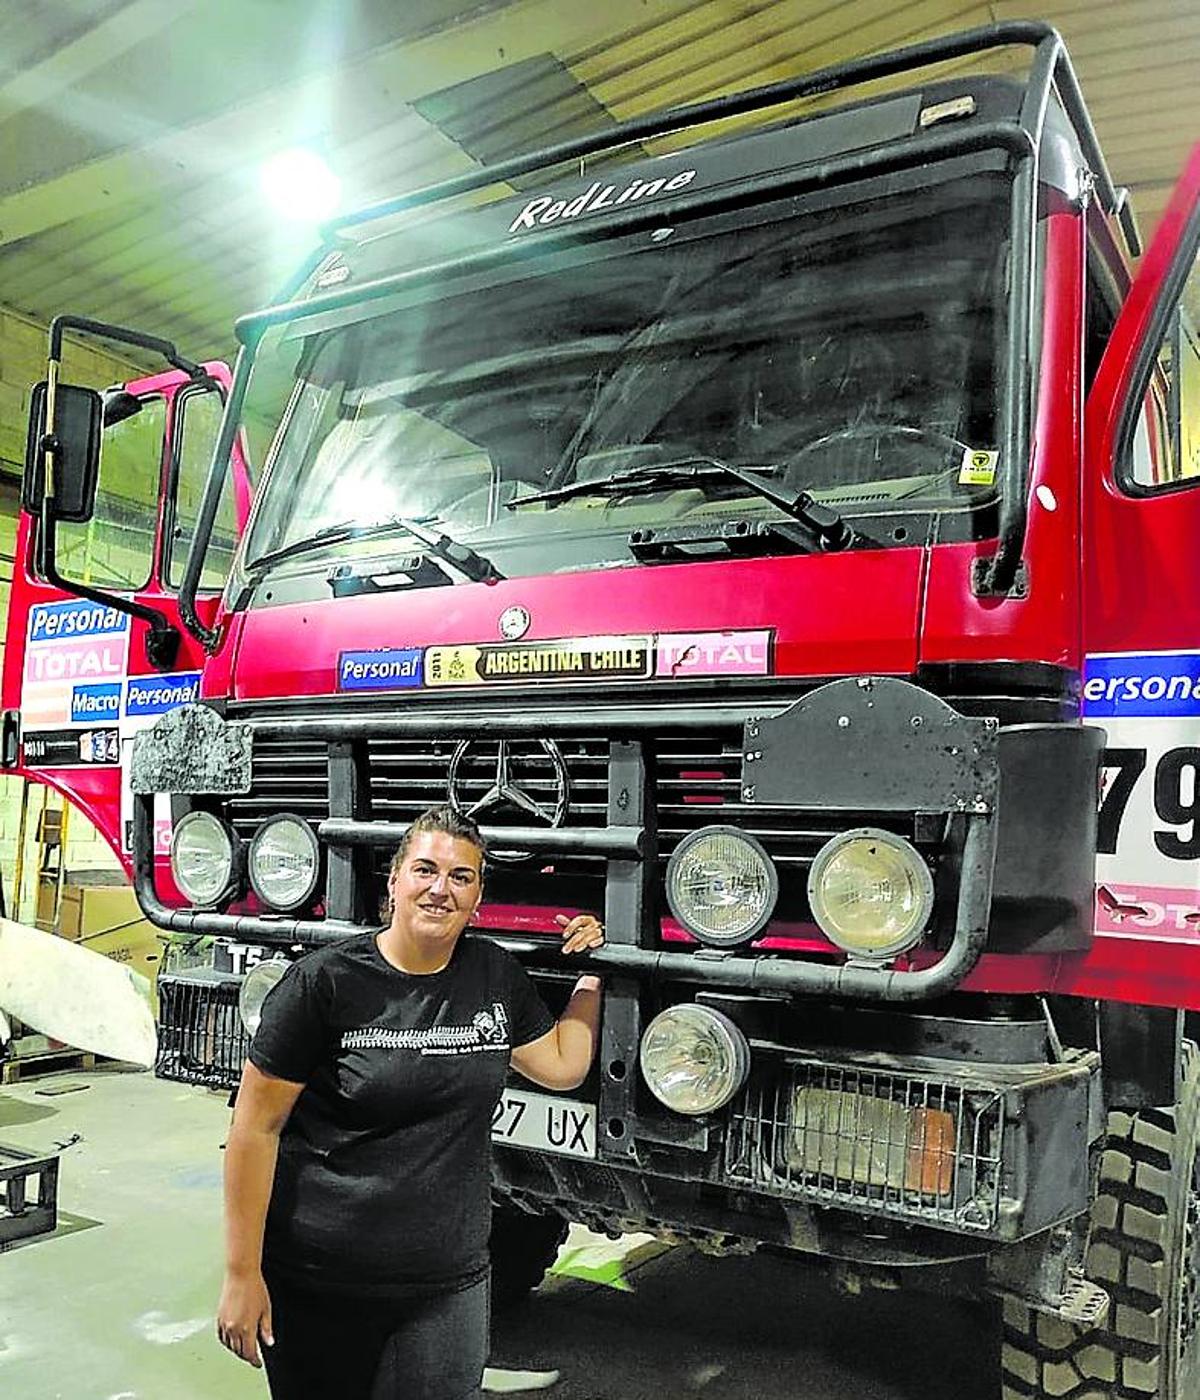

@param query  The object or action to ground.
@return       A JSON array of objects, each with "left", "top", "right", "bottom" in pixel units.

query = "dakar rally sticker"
[
  {"left": 958, "top": 448, "right": 998, "bottom": 486},
  {"left": 655, "top": 630, "right": 772, "bottom": 678},
  {"left": 424, "top": 637, "right": 652, "bottom": 687}
]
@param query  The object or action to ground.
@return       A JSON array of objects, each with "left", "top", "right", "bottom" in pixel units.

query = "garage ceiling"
[{"left": 1, "top": 0, "right": 1197, "bottom": 365}]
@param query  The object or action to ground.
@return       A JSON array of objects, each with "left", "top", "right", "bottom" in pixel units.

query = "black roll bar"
[
  {"left": 132, "top": 791, "right": 993, "bottom": 1004},
  {"left": 178, "top": 20, "right": 1123, "bottom": 637}
]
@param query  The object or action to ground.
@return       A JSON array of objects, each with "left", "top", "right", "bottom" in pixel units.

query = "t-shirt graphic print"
[{"left": 340, "top": 1000, "right": 511, "bottom": 1055}]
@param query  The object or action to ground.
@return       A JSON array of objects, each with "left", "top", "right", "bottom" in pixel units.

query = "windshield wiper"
[
  {"left": 508, "top": 455, "right": 854, "bottom": 551},
  {"left": 246, "top": 516, "right": 503, "bottom": 583}
]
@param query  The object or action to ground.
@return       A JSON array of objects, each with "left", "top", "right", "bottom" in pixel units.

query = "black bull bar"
[{"left": 131, "top": 677, "right": 1017, "bottom": 1006}]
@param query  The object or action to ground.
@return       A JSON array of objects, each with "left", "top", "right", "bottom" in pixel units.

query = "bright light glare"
[{"left": 260, "top": 148, "right": 342, "bottom": 223}]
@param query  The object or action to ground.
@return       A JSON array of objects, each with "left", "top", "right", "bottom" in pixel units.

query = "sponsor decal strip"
[
  {"left": 22, "top": 600, "right": 132, "bottom": 735},
  {"left": 337, "top": 630, "right": 773, "bottom": 694},
  {"left": 1095, "top": 884, "right": 1200, "bottom": 942},
  {"left": 1086, "top": 650, "right": 1200, "bottom": 941},
  {"left": 1083, "top": 651, "right": 1200, "bottom": 718},
  {"left": 24, "top": 726, "right": 120, "bottom": 768}
]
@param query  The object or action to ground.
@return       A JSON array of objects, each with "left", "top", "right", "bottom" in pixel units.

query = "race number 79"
[{"left": 1099, "top": 746, "right": 1200, "bottom": 860}]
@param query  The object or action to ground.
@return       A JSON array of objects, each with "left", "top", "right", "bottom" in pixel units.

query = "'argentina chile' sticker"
[
  {"left": 339, "top": 648, "right": 424, "bottom": 691},
  {"left": 1083, "top": 653, "right": 1200, "bottom": 718}
]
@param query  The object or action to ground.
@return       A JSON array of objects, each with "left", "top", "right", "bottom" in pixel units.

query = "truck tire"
[
  {"left": 489, "top": 1203, "right": 569, "bottom": 1307},
  {"left": 1000, "top": 1044, "right": 1200, "bottom": 1398}
]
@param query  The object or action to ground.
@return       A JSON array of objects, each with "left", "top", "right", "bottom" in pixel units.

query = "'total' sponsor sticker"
[{"left": 655, "top": 629, "right": 772, "bottom": 678}]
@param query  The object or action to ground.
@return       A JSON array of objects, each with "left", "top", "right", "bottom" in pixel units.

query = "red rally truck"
[{"left": 6, "top": 22, "right": 1200, "bottom": 1398}]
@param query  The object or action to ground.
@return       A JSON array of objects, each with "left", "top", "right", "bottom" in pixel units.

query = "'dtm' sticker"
[{"left": 959, "top": 448, "right": 998, "bottom": 486}]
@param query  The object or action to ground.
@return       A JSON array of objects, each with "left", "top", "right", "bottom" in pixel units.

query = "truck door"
[
  {"left": 0, "top": 361, "right": 248, "bottom": 870},
  {"left": 1084, "top": 144, "right": 1200, "bottom": 964}
]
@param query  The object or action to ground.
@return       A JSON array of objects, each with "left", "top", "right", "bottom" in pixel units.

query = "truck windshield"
[{"left": 243, "top": 172, "right": 1010, "bottom": 580}]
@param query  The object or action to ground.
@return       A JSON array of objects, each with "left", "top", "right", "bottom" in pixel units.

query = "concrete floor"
[{"left": 0, "top": 1065, "right": 997, "bottom": 1400}]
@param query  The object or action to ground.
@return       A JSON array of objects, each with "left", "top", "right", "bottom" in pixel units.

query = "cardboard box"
[
  {"left": 58, "top": 883, "right": 163, "bottom": 994},
  {"left": 60, "top": 883, "right": 140, "bottom": 939}
]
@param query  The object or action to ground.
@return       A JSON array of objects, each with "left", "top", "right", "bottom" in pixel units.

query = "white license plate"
[{"left": 491, "top": 1087, "right": 597, "bottom": 1159}]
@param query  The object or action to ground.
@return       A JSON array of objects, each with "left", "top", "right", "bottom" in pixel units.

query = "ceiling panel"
[{"left": 1, "top": 0, "right": 1197, "bottom": 364}]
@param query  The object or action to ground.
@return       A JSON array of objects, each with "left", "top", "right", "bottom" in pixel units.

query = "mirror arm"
[
  {"left": 37, "top": 440, "right": 181, "bottom": 672},
  {"left": 48, "top": 314, "right": 204, "bottom": 380}
]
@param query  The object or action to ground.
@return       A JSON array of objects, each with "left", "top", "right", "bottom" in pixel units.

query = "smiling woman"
[{"left": 215, "top": 804, "right": 603, "bottom": 1400}]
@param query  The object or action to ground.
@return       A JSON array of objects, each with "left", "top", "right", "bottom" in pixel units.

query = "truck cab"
[{"left": 7, "top": 22, "right": 1200, "bottom": 1398}]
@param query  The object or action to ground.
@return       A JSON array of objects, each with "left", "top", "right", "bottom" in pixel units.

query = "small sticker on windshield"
[{"left": 959, "top": 448, "right": 998, "bottom": 486}]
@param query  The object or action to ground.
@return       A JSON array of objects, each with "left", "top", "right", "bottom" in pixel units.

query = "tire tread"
[{"left": 999, "top": 1044, "right": 1198, "bottom": 1399}]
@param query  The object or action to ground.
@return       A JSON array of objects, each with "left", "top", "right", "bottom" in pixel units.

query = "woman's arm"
[
  {"left": 216, "top": 1061, "right": 305, "bottom": 1368},
  {"left": 511, "top": 913, "right": 603, "bottom": 1090},
  {"left": 511, "top": 973, "right": 603, "bottom": 1091}
]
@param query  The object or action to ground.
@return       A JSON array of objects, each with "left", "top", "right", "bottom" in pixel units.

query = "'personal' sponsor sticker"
[
  {"left": 124, "top": 672, "right": 202, "bottom": 717},
  {"left": 1083, "top": 652, "right": 1200, "bottom": 718},
  {"left": 27, "top": 598, "right": 129, "bottom": 643},
  {"left": 339, "top": 648, "right": 424, "bottom": 691}
]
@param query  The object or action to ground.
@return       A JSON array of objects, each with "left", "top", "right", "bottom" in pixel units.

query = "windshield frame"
[{"left": 179, "top": 123, "right": 1043, "bottom": 638}]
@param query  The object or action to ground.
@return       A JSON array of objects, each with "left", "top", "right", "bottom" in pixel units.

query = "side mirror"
[
  {"left": 101, "top": 387, "right": 144, "bottom": 428},
  {"left": 22, "top": 380, "right": 103, "bottom": 522}
]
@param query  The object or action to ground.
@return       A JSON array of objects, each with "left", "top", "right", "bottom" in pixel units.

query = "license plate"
[{"left": 491, "top": 1087, "right": 597, "bottom": 1159}]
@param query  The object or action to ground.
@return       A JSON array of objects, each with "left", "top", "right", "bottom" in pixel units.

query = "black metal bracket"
[
  {"left": 325, "top": 741, "right": 373, "bottom": 923},
  {"left": 742, "top": 676, "right": 999, "bottom": 814},
  {"left": 971, "top": 557, "right": 1030, "bottom": 600},
  {"left": 1, "top": 710, "right": 21, "bottom": 770}
]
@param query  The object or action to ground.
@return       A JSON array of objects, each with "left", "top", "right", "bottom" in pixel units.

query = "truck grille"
[
  {"left": 226, "top": 731, "right": 928, "bottom": 920},
  {"left": 724, "top": 1059, "right": 1005, "bottom": 1234},
  {"left": 156, "top": 973, "right": 249, "bottom": 1089}
]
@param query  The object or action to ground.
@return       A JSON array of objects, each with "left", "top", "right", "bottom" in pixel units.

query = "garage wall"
[{"left": 0, "top": 306, "right": 145, "bottom": 922}]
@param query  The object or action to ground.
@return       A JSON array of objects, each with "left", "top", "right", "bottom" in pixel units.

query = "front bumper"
[
  {"left": 158, "top": 960, "right": 1102, "bottom": 1249},
  {"left": 140, "top": 676, "right": 1103, "bottom": 1250}
]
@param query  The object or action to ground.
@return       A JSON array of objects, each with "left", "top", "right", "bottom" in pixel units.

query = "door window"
[
  {"left": 167, "top": 385, "right": 238, "bottom": 590},
  {"left": 54, "top": 396, "right": 164, "bottom": 589},
  {"left": 1121, "top": 245, "right": 1200, "bottom": 490}
]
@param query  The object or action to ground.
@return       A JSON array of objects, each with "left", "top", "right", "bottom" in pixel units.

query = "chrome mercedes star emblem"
[
  {"left": 447, "top": 739, "right": 570, "bottom": 860},
  {"left": 498, "top": 605, "right": 531, "bottom": 640}
]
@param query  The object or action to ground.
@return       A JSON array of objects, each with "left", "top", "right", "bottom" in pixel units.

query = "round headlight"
[
  {"left": 170, "top": 812, "right": 239, "bottom": 907},
  {"left": 639, "top": 1004, "right": 750, "bottom": 1115},
  {"left": 665, "top": 826, "right": 778, "bottom": 947},
  {"left": 807, "top": 827, "right": 933, "bottom": 959},
  {"left": 248, "top": 816, "right": 321, "bottom": 912},
  {"left": 238, "top": 957, "right": 290, "bottom": 1036}
]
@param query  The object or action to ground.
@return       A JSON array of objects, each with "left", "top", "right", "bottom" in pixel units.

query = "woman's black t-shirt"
[{"left": 248, "top": 932, "right": 554, "bottom": 1298}]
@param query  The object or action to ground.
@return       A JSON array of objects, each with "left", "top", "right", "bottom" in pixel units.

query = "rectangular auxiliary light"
[{"left": 786, "top": 1086, "right": 956, "bottom": 1197}]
